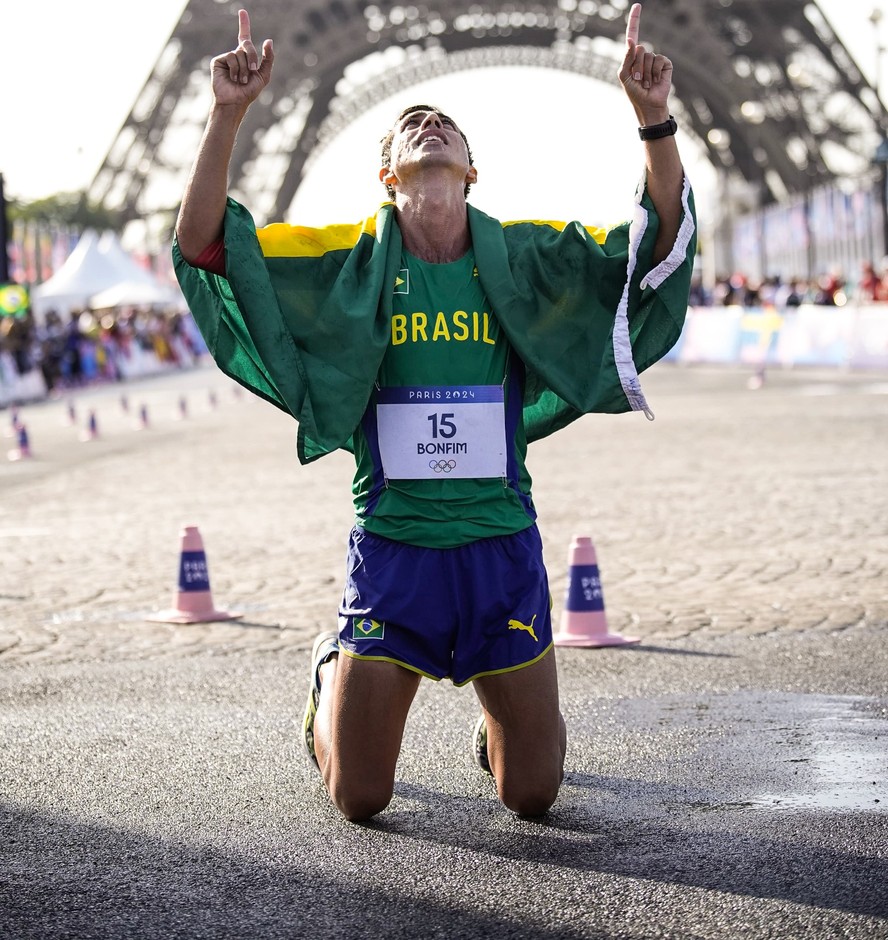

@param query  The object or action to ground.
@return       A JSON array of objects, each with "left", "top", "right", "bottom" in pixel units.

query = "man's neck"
[{"left": 394, "top": 184, "right": 471, "bottom": 264}]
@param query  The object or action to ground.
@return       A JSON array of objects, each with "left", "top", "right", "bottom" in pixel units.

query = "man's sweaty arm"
[
  {"left": 175, "top": 8, "right": 274, "bottom": 264},
  {"left": 619, "top": 3, "right": 684, "bottom": 263}
]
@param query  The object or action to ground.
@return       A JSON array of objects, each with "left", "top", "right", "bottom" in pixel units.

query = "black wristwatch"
[{"left": 638, "top": 115, "right": 678, "bottom": 140}]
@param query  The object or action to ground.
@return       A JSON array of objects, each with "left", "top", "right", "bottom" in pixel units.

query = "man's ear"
[
  {"left": 379, "top": 165, "right": 397, "bottom": 186},
  {"left": 466, "top": 165, "right": 478, "bottom": 186}
]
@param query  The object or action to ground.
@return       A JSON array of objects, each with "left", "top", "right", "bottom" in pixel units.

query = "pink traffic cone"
[
  {"left": 80, "top": 410, "right": 99, "bottom": 442},
  {"left": 135, "top": 404, "right": 150, "bottom": 430},
  {"left": 147, "top": 525, "right": 242, "bottom": 624},
  {"left": 7, "top": 424, "right": 32, "bottom": 461},
  {"left": 554, "top": 536, "right": 640, "bottom": 648}
]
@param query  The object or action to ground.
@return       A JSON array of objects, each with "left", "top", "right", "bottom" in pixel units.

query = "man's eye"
[{"left": 442, "top": 119, "right": 454, "bottom": 127}]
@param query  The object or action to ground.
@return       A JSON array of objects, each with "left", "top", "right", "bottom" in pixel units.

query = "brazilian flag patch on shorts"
[{"left": 352, "top": 617, "right": 385, "bottom": 640}]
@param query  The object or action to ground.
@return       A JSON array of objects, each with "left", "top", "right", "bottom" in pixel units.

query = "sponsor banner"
[
  {"left": 775, "top": 306, "right": 854, "bottom": 367},
  {"left": 847, "top": 308, "right": 888, "bottom": 369},
  {"left": 738, "top": 310, "right": 784, "bottom": 365},
  {"left": 676, "top": 307, "right": 744, "bottom": 363},
  {"left": 675, "top": 304, "right": 888, "bottom": 369}
]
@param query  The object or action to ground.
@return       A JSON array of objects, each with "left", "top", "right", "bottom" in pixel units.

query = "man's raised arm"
[
  {"left": 619, "top": 3, "right": 685, "bottom": 263},
  {"left": 175, "top": 8, "right": 274, "bottom": 264}
]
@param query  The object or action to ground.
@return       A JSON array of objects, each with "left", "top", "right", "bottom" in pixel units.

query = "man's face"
[{"left": 381, "top": 108, "right": 475, "bottom": 193}]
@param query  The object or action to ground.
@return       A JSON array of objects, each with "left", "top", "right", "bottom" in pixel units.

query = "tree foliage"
[{"left": 7, "top": 192, "right": 125, "bottom": 233}]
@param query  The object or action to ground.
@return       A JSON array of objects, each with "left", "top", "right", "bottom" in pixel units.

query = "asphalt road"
[{"left": 1, "top": 360, "right": 886, "bottom": 939}]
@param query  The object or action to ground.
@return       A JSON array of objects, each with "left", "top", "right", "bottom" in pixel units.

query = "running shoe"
[
  {"left": 471, "top": 713, "right": 492, "bottom": 775},
  {"left": 303, "top": 630, "right": 340, "bottom": 768}
]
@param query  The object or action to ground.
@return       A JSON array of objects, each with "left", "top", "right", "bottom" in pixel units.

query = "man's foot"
[
  {"left": 303, "top": 630, "right": 340, "bottom": 768},
  {"left": 471, "top": 713, "right": 492, "bottom": 775}
]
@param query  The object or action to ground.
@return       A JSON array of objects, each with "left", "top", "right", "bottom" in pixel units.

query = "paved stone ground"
[
  {"left": 1, "top": 361, "right": 886, "bottom": 660},
  {"left": 1, "top": 361, "right": 887, "bottom": 939}
]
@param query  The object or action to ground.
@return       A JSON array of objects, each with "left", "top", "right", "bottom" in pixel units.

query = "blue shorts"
[{"left": 337, "top": 524, "right": 553, "bottom": 686}]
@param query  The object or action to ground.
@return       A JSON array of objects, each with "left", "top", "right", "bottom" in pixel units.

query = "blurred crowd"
[
  {"left": 0, "top": 308, "right": 208, "bottom": 393},
  {"left": 691, "top": 259, "right": 888, "bottom": 309},
  {"left": 3, "top": 259, "right": 888, "bottom": 395}
]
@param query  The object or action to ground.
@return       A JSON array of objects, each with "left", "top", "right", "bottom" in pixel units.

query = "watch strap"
[{"left": 638, "top": 116, "right": 678, "bottom": 141}]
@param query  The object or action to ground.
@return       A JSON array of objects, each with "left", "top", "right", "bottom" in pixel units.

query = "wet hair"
[{"left": 380, "top": 104, "right": 475, "bottom": 199}]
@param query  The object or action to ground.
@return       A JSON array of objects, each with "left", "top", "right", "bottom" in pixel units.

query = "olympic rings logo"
[{"left": 429, "top": 459, "right": 457, "bottom": 473}]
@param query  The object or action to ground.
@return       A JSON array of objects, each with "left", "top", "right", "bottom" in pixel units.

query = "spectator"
[{"left": 857, "top": 260, "right": 881, "bottom": 302}]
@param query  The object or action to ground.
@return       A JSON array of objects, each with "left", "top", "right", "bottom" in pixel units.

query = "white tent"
[
  {"left": 30, "top": 230, "right": 168, "bottom": 321},
  {"left": 89, "top": 279, "right": 183, "bottom": 310}
]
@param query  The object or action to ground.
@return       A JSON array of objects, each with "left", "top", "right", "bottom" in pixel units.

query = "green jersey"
[{"left": 352, "top": 250, "right": 535, "bottom": 548}]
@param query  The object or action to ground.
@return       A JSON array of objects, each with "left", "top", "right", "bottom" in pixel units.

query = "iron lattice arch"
[{"left": 90, "top": 0, "right": 885, "bottom": 230}]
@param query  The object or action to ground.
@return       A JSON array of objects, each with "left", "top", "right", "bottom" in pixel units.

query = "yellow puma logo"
[{"left": 507, "top": 613, "right": 538, "bottom": 642}]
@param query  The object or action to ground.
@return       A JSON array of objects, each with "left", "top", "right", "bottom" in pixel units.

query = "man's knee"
[
  {"left": 327, "top": 775, "right": 394, "bottom": 822},
  {"left": 497, "top": 768, "right": 562, "bottom": 817},
  {"left": 494, "top": 722, "right": 566, "bottom": 816}
]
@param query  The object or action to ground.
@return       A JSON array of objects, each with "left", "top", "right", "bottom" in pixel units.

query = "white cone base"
[
  {"left": 148, "top": 588, "right": 242, "bottom": 624},
  {"left": 554, "top": 631, "right": 640, "bottom": 648},
  {"left": 147, "top": 608, "right": 242, "bottom": 624},
  {"left": 554, "top": 611, "right": 639, "bottom": 648}
]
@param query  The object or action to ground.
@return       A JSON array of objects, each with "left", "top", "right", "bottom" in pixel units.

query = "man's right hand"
[{"left": 210, "top": 8, "right": 274, "bottom": 108}]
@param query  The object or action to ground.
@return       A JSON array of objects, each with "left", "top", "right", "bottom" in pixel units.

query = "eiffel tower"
[{"left": 89, "top": 0, "right": 885, "bottom": 237}]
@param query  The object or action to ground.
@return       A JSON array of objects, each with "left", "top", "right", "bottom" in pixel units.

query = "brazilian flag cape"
[{"left": 173, "top": 176, "right": 696, "bottom": 464}]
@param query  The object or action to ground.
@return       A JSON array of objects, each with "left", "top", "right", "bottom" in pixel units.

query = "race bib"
[{"left": 376, "top": 385, "right": 507, "bottom": 480}]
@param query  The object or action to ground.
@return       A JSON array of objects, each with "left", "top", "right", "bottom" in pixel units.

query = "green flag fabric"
[{"left": 173, "top": 177, "right": 696, "bottom": 464}]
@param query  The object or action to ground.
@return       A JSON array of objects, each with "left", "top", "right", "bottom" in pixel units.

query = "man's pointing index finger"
[
  {"left": 238, "top": 8, "right": 252, "bottom": 44},
  {"left": 626, "top": 2, "right": 641, "bottom": 46}
]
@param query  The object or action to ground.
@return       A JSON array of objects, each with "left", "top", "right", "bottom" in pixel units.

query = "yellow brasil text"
[{"left": 391, "top": 311, "right": 497, "bottom": 346}]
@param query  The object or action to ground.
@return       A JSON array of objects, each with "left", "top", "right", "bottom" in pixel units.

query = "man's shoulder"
[
  {"left": 467, "top": 204, "right": 611, "bottom": 244},
  {"left": 255, "top": 204, "right": 394, "bottom": 259}
]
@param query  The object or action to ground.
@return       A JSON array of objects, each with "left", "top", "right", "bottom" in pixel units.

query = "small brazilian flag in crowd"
[
  {"left": 352, "top": 617, "right": 385, "bottom": 640},
  {"left": 0, "top": 284, "right": 29, "bottom": 318}
]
